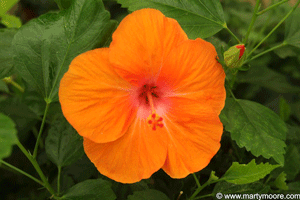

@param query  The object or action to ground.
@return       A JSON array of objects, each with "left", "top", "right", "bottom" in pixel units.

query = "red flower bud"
[{"left": 236, "top": 44, "right": 245, "bottom": 59}]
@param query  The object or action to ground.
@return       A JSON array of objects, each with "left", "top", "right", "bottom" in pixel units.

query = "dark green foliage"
[
  {"left": 117, "top": 0, "right": 226, "bottom": 39},
  {"left": 45, "top": 115, "right": 84, "bottom": 168},
  {"left": 12, "top": 0, "right": 117, "bottom": 101},
  {"left": 1, "top": 0, "right": 300, "bottom": 199},
  {"left": 221, "top": 98, "right": 287, "bottom": 165},
  {"left": 0, "top": 28, "right": 17, "bottom": 78}
]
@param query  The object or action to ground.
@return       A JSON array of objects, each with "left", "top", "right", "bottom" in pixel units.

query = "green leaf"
[
  {"left": 0, "top": 98, "right": 39, "bottom": 137},
  {"left": 220, "top": 98, "right": 287, "bottom": 165},
  {"left": 12, "top": 0, "right": 117, "bottom": 101},
  {"left": 117, "top": 0, "right": 226, "bottom": 39},
  {"left": 0, "top": 28, "right": 17, "bottom": 79},
  {"left": 221, "top": 160, "right": 280, "bottom": 184},
  {"left": 64, "top": 155, "right": 97, "bottom": 182},
  {"left": 210, "top": 171, "right": 219, "bottom": 181},
  {"left": 213, "top": 182, "right": 269, "bottom": 200},
  {"left": 282, "top": 144, "right": 300, "bottom": 180},
  {"left": 274, "top": 45, "right": 299, "bottom": 58},
  {"left": 128, "top": 189, "right": 170, "bottom": 200},
  {"left": 238, "top": 65, "right": 300, "bottom": 93},
  {"left": 0, "top": 113, "right": 18, "bottom": 159},
  {"left": 130, "top": 180, "right": 149, "bottom": 192},
  {"left": 1, "top": 14, "right": 22, "bottom": 28},
  {"left": 45, "top": 115, "right": 84, "bottom": 167},
  {"left": 274, "top": 172, "right": 288, "bottom": 190},
  {"left": 54, "top": 0, "right": 75, "bottom": 10},
  {"left": 279, "top": 97, "right": 291, "bottom": 121},
  {"left": 60, "top": 179, "right": 116, "bottom": 200},
  {"left": 0, "top": 0, "right": 19, "bottom": 15},
  {"left": 285, "top": 8, "right": 300, "bottom": 48}
]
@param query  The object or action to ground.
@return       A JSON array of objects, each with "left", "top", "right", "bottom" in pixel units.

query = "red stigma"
[{"left": 147, "top": 112, "right": 164, "bottom": 131}]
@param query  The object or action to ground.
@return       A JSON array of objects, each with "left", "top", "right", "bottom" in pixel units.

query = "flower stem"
[
  {"left": 193, "top": 173, "right": 201, "bottom": 188},
  {"left": 243, "top": 0, "right": 261, "bottom": 44},
  {"left": 16, "top": 141, "right": 56, "bottom": 195},
  {"left": 32, "top": 126, "right": 44, "bottom": 149},
  {"left": 224, "top": 26, "right": 241, "bottom": 43},
  {"left": 244, "top": 42, "right": 287, "bottom": 64},
  {"left": 194, "top": 193, "right": 213, "bottom": 200},
  {"left": 248, "top": 8, "right": 273, "bottom": 49},
  {"left": 33, "top": 100, "right": 51, "bottom": 159},
  {"left": 189, "top": 179, "right": 219, "bottom": 200},
  {"left": 229, "top": 89, "right": 237, "bottom": 101},
  {"left": 248, "top": 0, "right": 300, "bottom": 57},
  {"left": 257, "top": 0, "right": 290, "bottom": 15},
  {"left": 2, "top": 77, "right": 24, "bottom": 93},
  {"left": 0, "top": 160, "right": 43, "bottom": 186},
  {"left": 57, "top": 166, "right": 62, "bottom": 195}
]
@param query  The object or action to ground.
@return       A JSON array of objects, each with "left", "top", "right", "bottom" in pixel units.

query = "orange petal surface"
[
  {"left": 59, "top": 48, "right": 136, "bottom": 143},
  {"left": 83, "top": 118, "right": 168, "bottom": 183},
  {"left": 157, "top": 39, "right": 226, "bottom": 114},
  {"left": 162, "top": 97, "right": 223, "bottom": 178},
  {"left": 109, "top": 8, "right": 188, "bottom": 85}
]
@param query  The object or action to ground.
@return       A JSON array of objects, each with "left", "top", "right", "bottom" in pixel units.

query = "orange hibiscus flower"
[{"left": 59, "top": 8, "right": 226, "bottom": 183}]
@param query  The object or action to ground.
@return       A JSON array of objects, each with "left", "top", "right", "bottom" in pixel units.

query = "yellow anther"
[{"left": 146, "top": 91, "right": 164, "bottom": 131}]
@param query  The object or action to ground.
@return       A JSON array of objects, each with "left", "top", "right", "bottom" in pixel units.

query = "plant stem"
[
  {"left": 16, "top": 141, "right": 56, "bottom": 195},
  {"left": 0, "top": 160, "right": 43, "bottom": 186},
  {"left": 244, "top": 42, "right": 287, "bottom": 64},
  {"left": 193, "top": 173, "right": 201, "bottom": 188},
  {"left": 249, "top": 8, "right": 273, "bottom": 50},
  {"left": 225, "top": 26, "right": 241, "bottom": 43},
  {"left": 32, "top": 126, "right": 44, "bottom": 149},
  {"left": 230, "top": 137, "right": 243, "bottom": 163},
  {"left": 194, "top": 193, "right": 213, "bottom": 200},
  {"left": 57, "top": 166, "right": 62, "bottom": 195},
  {"left": 189, "top": 180, "right": 219, "bottom": 200},
  {"left": 257, "top": 0, "right": 289, "bottom": 15},
  {"left": 243, "top": 0, "right": 261, "bottom": 44},
  {"left": 33, "top": 100, "right": 51, "bottom": 159},
  {"left": 2, "top": 77, "right": 24, "bottom": 93},
  {"left": 229, "top": 88, "right": 237, "bottom": 101},
  {"left": 248, "top": 0, "right": 300, "bottom": 57},
  {"left": 264, "top": 174, "right": 273, "bottom": 184}
]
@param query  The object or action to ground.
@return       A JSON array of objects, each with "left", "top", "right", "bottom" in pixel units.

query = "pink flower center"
[
  {"left": 138, "top": 84, "right": 160, "bottom": 106},
  {"left": 131, "top": 80, "right": 170, "bottom": 130}
]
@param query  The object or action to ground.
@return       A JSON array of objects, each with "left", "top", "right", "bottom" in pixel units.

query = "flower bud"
[
  {"left": 209, "top": 171, "right": 219, "bottom": 181},
  {"left": 224, "top": 44, "right": 246, "bottom": 68}
]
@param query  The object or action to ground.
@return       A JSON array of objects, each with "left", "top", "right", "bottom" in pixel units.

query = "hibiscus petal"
[
  {"left": 109, "top": 8, "right": 188, "bottom": 85},
  {"left": 162, "top": 97, "right": 223, "bottom": 178},
  {"left": 59, "top": 48, "right": 136, "bottom": 143},
  {"left": 157, "top": 38, "right": 226, "bottom": 114},
  {"left": 83, "top": 118, "right": 168, "bottom": 183}
]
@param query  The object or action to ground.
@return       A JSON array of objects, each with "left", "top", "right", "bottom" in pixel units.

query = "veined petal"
[
  {"left": 59, "top": 48, "right": 136, "bottom": 143},
  {"left": 83, "top": 118, "right": 168, "bottom": 183},
  {"left": 157, "top": 39, "right": 226, "bottom": 114},
  {"left": 109, "top": 8, "right": 188, "bottom": 85},
  {"left": 162, "top": 97, "right": 223, "bottom": 178}
]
